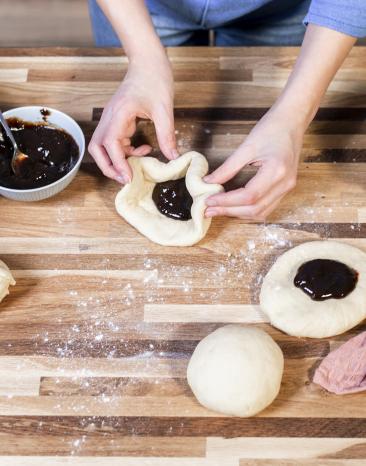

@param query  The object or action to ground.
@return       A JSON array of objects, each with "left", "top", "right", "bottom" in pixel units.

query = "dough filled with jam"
[
  {"left": 115, "top": 152, "right": 223, "bottom": 246},
  {"left": 260, "top": 241, "right": 366, "bottom": 338}
]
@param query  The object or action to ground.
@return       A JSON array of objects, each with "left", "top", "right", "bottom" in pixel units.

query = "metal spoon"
[{"left": 0, "top": 110, "right": 29, "bottom": 176}]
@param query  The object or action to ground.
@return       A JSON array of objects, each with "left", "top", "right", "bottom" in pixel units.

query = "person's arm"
[
  {"left": 89, "top": 0, "right": 178, "bottom": 184},
  {"left": 204, "top": 24, "right": 356, "bottom": 220}
]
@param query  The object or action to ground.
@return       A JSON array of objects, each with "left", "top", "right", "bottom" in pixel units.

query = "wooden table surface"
[{"left": 0, "top": 46, "right": 366, "bottom": 465}]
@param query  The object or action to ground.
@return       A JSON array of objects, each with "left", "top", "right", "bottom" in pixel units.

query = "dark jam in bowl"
[
  {"left": 0, "top": 117, "right": 79, "bottom": 190},
  {"left": 152, "top": 177, "right": 193, "bottom": 221},
  {"left": 294, "top": 258, "right": 358, "bottom": 301}
]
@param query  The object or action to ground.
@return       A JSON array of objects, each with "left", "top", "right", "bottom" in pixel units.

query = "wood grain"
[{"left": 0, "top": 46, "right": 366, "bottom": 463}]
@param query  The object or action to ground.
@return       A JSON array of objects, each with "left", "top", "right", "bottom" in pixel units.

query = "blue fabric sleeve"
[{"left": 304, "top": 0, "right": 366, "bottom": 38}]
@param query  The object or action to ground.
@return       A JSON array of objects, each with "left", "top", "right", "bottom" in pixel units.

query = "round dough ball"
[
  {"left": 260, "top": 241, "right": 366, "bottom": 338},
  {"left": 0, "top": 259, "right": 15, "bottom": 303},
  {"left": 187, "top": 325, "right": 284, "bottom": 417}
]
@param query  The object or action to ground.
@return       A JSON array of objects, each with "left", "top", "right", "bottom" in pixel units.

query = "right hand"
[
  {"left": 88, "top": 51, "right": 178, "bottom": 184},
  {"left": 204, "top": 107, "right": 303, "bottom": 221}
]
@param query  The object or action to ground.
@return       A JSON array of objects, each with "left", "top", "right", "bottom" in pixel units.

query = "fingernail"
[
  {"left": 205, "top": 208, "right": 216, "bottom": 218},
  {"left": 117, "top": 174, "right": 131, "bottom": 184},
  {"left": 203, "top": 175, "right": 211, "bottom": 183},
  {"left": 171, "top": 149, "right": 179, "bottom": 159},
  {"left": 206, "top": 198, "right": 217, "bottom": 207}
]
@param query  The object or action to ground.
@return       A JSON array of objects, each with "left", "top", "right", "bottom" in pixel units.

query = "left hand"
[{"left": 204, "top": 108, "right": 304, "bottom": 221}]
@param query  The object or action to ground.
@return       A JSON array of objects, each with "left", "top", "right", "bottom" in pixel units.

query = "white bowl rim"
[{"left": 0, "top": 106, "right": 85, "bottom": 193}]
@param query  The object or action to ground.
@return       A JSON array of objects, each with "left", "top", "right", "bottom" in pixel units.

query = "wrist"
[
  {"left": 129, "top": 42, "right": 168, "bottom": 67},
  {"left": 269, "top": 90, "right": 319, "bottom": 134},
  {"left": 128, "top": 48, "right": 173, "bottom": 90}
]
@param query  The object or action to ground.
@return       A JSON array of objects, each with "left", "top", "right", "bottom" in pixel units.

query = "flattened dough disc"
[{"left": 260, "top": 241, "right": 366, "bottom": 338}]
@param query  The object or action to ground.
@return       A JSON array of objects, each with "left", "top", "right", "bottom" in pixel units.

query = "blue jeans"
[{"left": 88, "top": 0, "right": 311, "bottom": 47}]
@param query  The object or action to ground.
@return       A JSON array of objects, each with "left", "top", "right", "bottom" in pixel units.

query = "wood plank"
[
  {"left": 28, "top": 68, "right": 253, "bottom": 83},
  {"left": 0, "top": 69, "right": 28, "bottom": 83},
  {"left": 1, "top": 225, "right": 366, "bottom": 255},
  {"left": 241, "top": 461, "right": 366, "bottom": 466},
  {"left": 0, "top": 356, "right": 188, "bottom": 378},
  {"left": 0, "top": 330, "right": 331, "bottom": 359},
  {"left": 0, "top": 459, "right": 232, "bottom": 466},
  {"left": 0, "top": 321, "right": 362, "bottom": 343},
  {"left": 39, "top": 376, "right": 190, "bottom": 397},
  {"left": 1, "top": 416, "right": 366, "bottom": 438},
  {"left": 0, "top": 46, "right": 363, "bottom": 58},
  {"left": 12, "top": 270, "right": 154, "bottom": 279},
  {"left": 206, "top": 438, "right": 366, "bottom": 459},
  {"left": 93, "top": 107, "right": 366, "bottom": 122},
  {"left": 0, "top": 375, "right": 40, "bottom": 396},
  {"left": 144, "top": 304, "right": 267, "bottom": 323},
  {"left": 0, "top": 432, "right": 205, "bottom": 457}
]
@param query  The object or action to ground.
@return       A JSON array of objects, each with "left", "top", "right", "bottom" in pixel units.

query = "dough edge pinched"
[
  {"left": 115, "top": 151, "right": 223, "bottom": 246},
  {"left": 0, "top": 259, "right": 16, "bottom": 303}
]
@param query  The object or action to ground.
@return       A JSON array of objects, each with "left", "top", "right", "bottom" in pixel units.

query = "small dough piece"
[
  {"left": 187, "top": 325, "right": 284, "bottom": 417},
  {"left": 0, "top": 260, "right": 15, "bottom": 303},
  {"left": 260, "top": 241, "right": 366, "bottom": 338},
  {"left": 115, "top": 152, "right": 223, "bottom": 246}
]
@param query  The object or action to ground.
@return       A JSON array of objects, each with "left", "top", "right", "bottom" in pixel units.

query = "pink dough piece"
[{"left": 313, "top": 331, "right": 366, "bottom": 395}]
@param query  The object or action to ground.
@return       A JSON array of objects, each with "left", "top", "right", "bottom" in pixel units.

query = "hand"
[
  {"left": 204, "top": 23, "right": 357, "bottom": 221},
  {"left": 204, "top": 108, "right": 303, "bottom": 220},
  {"left": 88, "top": 51, "right": 178, "bottom": 183}
]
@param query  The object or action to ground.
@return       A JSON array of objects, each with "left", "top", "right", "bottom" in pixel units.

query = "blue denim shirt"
[
  {"left": 145, "top": 0, "right": 365, "bottom": 36},
  {"left": 305, "top": 0, "right": 366, "bottom": 38},
  {"left": 89, "top": 0, "right": 366, "bottom": 47}
]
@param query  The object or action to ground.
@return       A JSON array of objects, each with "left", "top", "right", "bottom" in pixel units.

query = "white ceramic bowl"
[{"left": 0, "top": 106, "right": 85, "bottom": 201}]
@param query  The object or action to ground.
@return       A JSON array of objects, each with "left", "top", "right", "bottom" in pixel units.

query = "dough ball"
[
  {"left": 187, "top": 325, "right": 284, "bottom": 417},
  {"left": 0, "top": 259, "right": 15, "bottom": 303},
  {"left": 260, "top": 241, "right": 366, "bottom": 338}
]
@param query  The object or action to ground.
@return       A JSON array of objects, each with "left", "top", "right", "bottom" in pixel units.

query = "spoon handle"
[{"left": 0, "top": 110, "right": 18, "bottom": 149}]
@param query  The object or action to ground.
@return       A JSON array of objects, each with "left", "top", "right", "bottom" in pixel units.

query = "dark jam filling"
[
  {"left": 0, "top": 117, "right": 79, "bottom": 190},
  {"left": 152, "top": 177, "right": 193, "bottom": 221},
  {"left": 294, "top": 258, "right": 358, "bottom": 301}
]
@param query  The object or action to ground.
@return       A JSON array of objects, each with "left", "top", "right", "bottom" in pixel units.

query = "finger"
[
  {"left": 204, "top": 144, "right": 256, "bottom": 184},
  {"left": 130, "top": 144, "right": 152, "bottom": 157},
  {"left": 153, "top": 107, "right": 178, "bottom": 160},
  {"left": 256, "top": 195, "right": 286, "bottom": 221},
  {"left": 88, "top": 141, "right": 124, "bottom": 182},
  {"left": 101, "top": 107, "right": 140, "bottom": 178},
  {"left": 124, "top": 145, "right": 152, "bottom": 157},
  {"left": 205, "top": 205, "right": 252, "bottom": 218},
  {"left": 103, "top": 139, "right": 132, "bottom": 182},
  {"left": 205, "top": 180, "right": 289, "bottom": 219},
  {"left": 206, "top": 164, "right": 277, "bottom": 207},
  {"left": 124, "top": 146, "right": 136, "bottom": 156}
]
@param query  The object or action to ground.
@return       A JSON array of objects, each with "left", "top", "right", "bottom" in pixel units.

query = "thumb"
[
  {"left": 153, "top": 107, "right": 179, "bottom": 160},
  {"left": 204, "top": 143, "right": 256, "bottom": 184}
]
